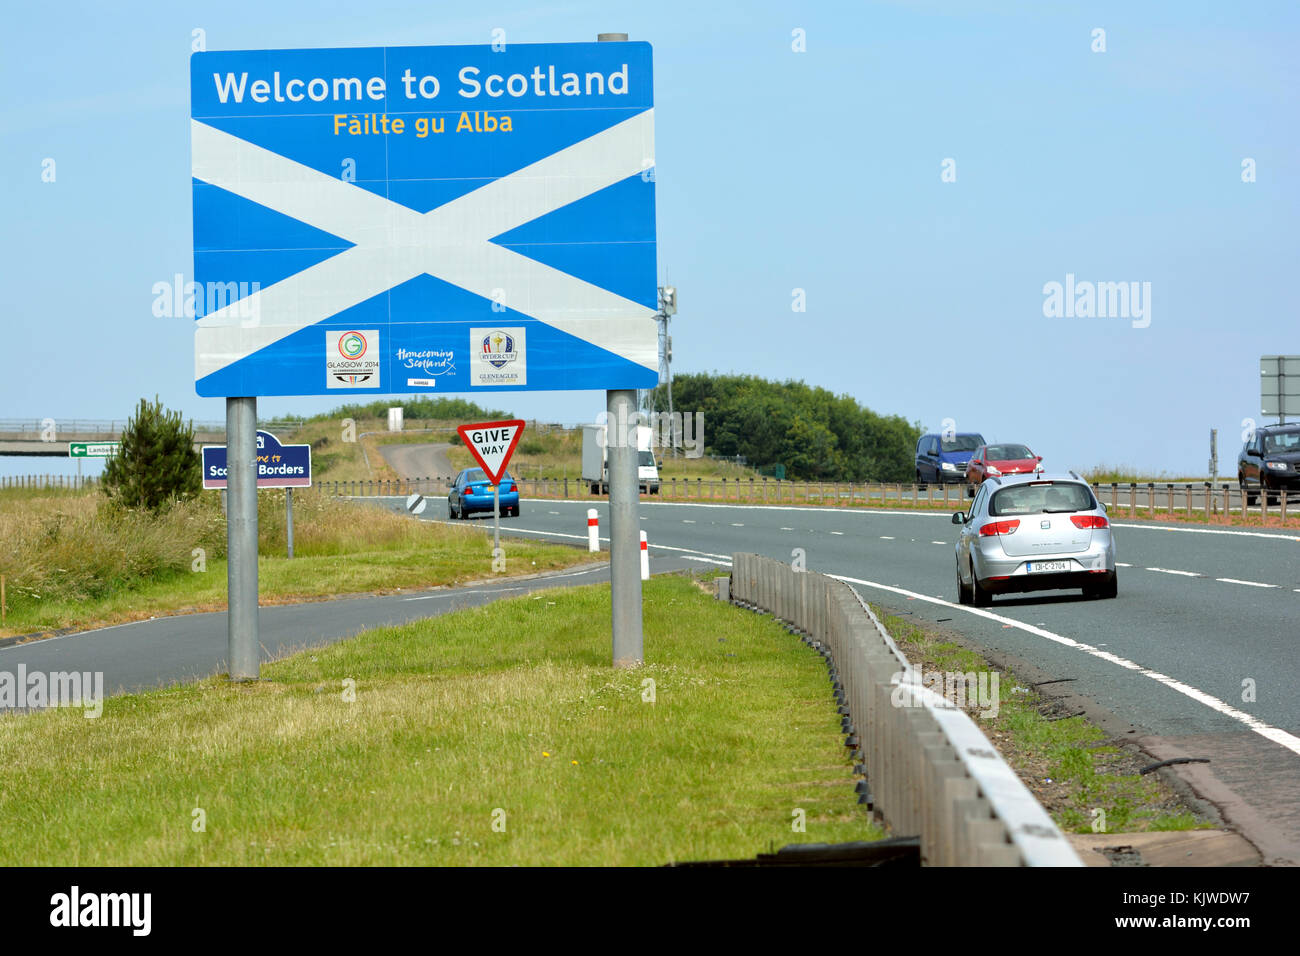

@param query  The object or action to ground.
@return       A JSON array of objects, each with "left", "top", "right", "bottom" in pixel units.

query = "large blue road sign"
[
  {"left": 202, "top": 430, "right": 312, "bottom": 489},
  {"left": 191, "top": 42, "right": 658, "bottom": 398}
]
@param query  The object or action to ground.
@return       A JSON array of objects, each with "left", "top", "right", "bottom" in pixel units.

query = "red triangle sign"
[{"left": 456, "top": 419, "right": 526, "bottom": 484}]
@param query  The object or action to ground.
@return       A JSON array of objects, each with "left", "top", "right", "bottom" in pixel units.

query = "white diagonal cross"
[{"left": 192, "top": 110, "right": 657, "bottom": 381}]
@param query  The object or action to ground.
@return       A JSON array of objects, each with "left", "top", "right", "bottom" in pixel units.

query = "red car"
[{"left": 965, "top": 443, "right": 1043, "bottom": 491}]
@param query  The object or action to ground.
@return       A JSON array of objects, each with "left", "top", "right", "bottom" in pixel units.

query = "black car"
[{"left": 1238, "top": 424, "right": 1300, "bottom": 504}]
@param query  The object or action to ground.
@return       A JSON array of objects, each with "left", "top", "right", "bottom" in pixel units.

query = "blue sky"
[{"left": 4, "top": 0, "right": 1297, "bottom": 478}]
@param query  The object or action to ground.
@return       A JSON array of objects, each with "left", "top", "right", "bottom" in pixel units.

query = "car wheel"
[
  {"left": 971, "top": 563, "right": 992, "bottom": 607},
  {"left": 1086, "top": 573, "right": 1118, "bottom": 600},
  {"left": 448, "top": 501, "right": 456, "bottom": 519},
  {"left": 957, "top": 560, "right": 972, "bottom": 605}
]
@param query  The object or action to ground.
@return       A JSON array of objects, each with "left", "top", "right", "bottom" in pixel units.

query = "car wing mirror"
[{"left": 951, "top": 512, "right": 966, "bottom": 524}]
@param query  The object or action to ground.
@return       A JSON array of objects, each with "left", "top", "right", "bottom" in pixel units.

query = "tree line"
[{"left": 647, "top": 373, "right": 921, "bottom": 482}]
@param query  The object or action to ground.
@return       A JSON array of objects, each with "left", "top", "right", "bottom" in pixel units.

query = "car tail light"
[
  {"left": 978, "top": 519, "right": 1020, "bottom": 536},
  {"left": 1070, "top": 515, "right": 1109, "bottom": 529}
]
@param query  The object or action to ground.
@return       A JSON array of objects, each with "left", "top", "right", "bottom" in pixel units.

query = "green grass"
[
  {"left": 0, "top": 490, "right": 597, "bottom": 638},
  {"left": 0, "top": 575, "right": 882, "bottom": 865},
  {"left": 876, "top": 608, "right": 1212, "bottom": 835}
]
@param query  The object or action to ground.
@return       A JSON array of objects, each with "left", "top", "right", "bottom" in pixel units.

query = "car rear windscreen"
[{"left": 991, "top": 482, "right": 1094, "bottom": 516}]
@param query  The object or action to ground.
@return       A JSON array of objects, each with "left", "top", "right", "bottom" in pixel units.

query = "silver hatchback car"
[{"left": 952, "top": 472, "right": 1117, "bottom": 605}]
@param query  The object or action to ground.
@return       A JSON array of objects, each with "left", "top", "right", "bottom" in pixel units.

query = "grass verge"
[
  {"left": 874, "top": 606, "right": 1213, "bottom": 835},
  {"left": 0, "top": 491, "right": 596, "bottom": 639},
  {"left": 0, "top": 574, "right": 882, "bottom": 865}
]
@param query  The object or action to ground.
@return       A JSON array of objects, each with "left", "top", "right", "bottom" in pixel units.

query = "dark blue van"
[{"left": 915, "top": 432, "right": 986, "bottom": 484}]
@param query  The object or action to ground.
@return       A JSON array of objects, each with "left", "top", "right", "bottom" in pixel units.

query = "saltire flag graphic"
[{"left": 190, "top": 42, "right": 658, "bottom": 397}]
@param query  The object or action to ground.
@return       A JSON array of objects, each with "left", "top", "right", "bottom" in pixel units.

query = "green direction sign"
[{"left": 69, "top": 441, "right": 120, "bottom": 458}]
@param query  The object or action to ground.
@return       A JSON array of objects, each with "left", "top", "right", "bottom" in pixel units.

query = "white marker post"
[
  {"left": 640, "top": 530, "right": 649, "bottom": 580},
  {"left": 587, "top": 509, "right": 600, "bottom": 552}
]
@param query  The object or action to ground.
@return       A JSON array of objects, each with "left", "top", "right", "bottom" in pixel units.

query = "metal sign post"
[
  {"left": 493, "top": 483, "right": 501, "bottom": 558},
  {"left": 286, "top": 488, "right": 294, "bottom": 559},
  {"left": 600, "top": 32, "right": 644, "bottom": 669},
  {"left": 607, "top": 389, "right": 643, "bottom": 666},
  {"left": 226, "top": 397, "right": 259, "bottom": 681}
]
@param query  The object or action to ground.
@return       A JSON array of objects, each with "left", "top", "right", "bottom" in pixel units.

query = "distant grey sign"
[{"left": 1261, "top": 355, "right": 1300, "bottom": 419}]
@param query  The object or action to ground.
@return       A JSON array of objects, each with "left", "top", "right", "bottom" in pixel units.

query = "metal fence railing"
[
  {"left": 0, "top": 418, "right": 304, "bottom": 439},
  {"left": 0, "top": 475, "right": 100, "bottom": 490},
  {"left": 7, "top": 473, "right": 1295, "bottom": 525},
  {"left": 728, "top": 552, "right": 1082, "bottom": 867},
  {"left": 310, "top": 475, "right": 1297, "bottom": 523}
]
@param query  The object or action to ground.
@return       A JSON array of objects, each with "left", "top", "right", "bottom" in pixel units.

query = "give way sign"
[{"left": 457, "top": 420, "right": 526, "bottom": 484}]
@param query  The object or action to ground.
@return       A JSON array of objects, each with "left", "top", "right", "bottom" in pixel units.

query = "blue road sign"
[
  {"left": 191, "top": 42, "right": 658, "bottom": 398},
  {"left": 202, "top": 430, "right": 312, "bottom": 489}
]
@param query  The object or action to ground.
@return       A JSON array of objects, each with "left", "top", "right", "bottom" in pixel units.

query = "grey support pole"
[
  {"left": 599, "top": 31, "right": 643, "bottom": 667},
  {"left": 607, "top": 389, "right": 643, "bottom": 666},
  {"left": 493, "top": 483, "right": 501, "bottom": 561},
  {"left": 286, "top": 487, "right": 294, "bottom": 559},
  {"left": 226, "top": 397, "right": 259, "bottom": 681}
]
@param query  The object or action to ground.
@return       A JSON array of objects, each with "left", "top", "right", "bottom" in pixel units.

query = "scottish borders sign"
[
  {"left": 191, "top": 42, "right": 659, "bottom": 397},
  {"left": 202, "top": 430, "right": 311, "bottom": 489}
]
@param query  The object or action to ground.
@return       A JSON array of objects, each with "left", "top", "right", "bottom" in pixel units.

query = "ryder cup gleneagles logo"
[
  {"left": 470, "top": 327, "right": 526, "bottom": 386},
  {"left": 326, "top": 329, "right": 380, "bottom": 389}
]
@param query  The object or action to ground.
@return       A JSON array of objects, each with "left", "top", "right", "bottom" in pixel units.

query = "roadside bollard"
[
  {"left": 640, "top": 530, "right": 649, "bottom": 580},
  {"left": 587, "top": 508, "right": 599, "bottom": 552}
]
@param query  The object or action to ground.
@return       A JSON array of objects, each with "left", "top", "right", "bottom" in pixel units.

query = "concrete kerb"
[{"left": 727, "top": 553, "right": 1082, "bottom": 867}]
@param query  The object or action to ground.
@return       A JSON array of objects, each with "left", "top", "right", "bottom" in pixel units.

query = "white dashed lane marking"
[
  {"left": 880, "top": 536, "right": 895, "bottom": 540},
  {"left": 830, "top": 531, "right": 844, "bottom": 535},
  {"left": 1217, "top": 577, "right": 1277, "bottom": 589},
  {"left": 1145, "top": 567, "right": 1200, "bottom": 577}
]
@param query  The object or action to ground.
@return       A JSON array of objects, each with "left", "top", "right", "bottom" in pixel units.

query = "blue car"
[
  {"left": 915, "top": 432, "right": 986, "bottom": 485},
  {"left": 448, "top": 468, "right": 520, "bottom": 519}
]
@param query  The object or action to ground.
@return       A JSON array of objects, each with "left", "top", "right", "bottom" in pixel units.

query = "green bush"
[{"left": 102, "top": 397, "right": 202, "bottom": 511}]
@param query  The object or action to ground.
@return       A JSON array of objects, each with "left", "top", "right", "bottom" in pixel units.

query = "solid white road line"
[{"left": 828, "top": 572, "right": 1300, "bottom": 758}]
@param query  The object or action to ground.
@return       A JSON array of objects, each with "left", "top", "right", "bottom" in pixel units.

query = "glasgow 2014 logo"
[{"left": 338, "top": 331, "right": 368, "bottom": 360}]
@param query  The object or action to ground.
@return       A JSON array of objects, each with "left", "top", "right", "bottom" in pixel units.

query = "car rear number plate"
[{"left": 1027, "top": 560, "right": 1071, "bottom": 573}]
